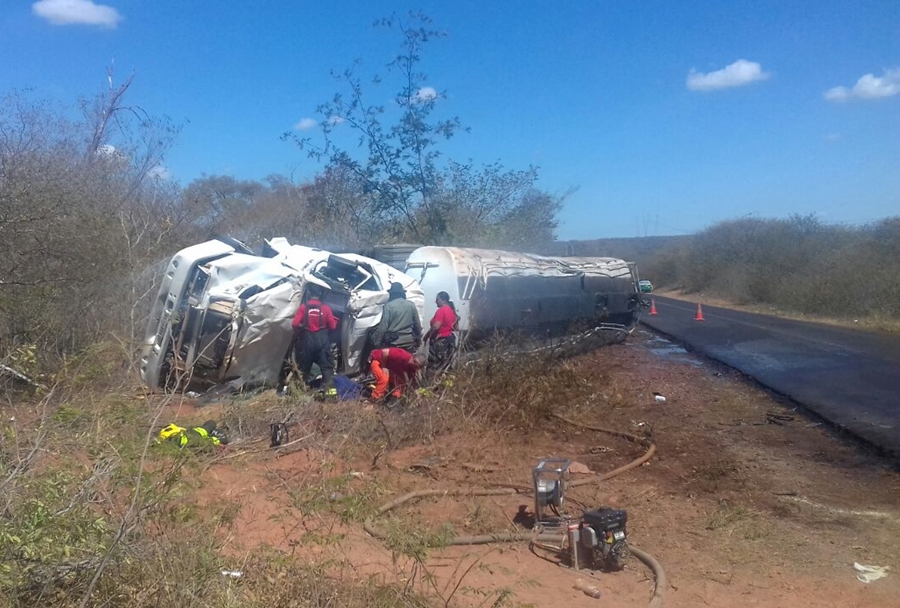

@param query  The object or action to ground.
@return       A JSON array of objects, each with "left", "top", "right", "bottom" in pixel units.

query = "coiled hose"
[{"left": 363, "top": 413, "right": 667, "bottom": 606}]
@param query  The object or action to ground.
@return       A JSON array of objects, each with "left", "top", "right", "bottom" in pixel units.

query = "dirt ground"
[{"left": 186, "top": 328, "right": 899, "bottom": 607}]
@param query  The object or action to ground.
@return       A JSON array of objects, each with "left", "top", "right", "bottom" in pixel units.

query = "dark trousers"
[
  {"left": 279, "top": 331, "right": 334, "bottom": 388},
  {"left": 428, "top": 335, "right": 456, "bottom": 371}
]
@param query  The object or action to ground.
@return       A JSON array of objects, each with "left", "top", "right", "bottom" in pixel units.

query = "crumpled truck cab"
[{"left": 141, "top": 237, "right": 424, "bottom": 392}]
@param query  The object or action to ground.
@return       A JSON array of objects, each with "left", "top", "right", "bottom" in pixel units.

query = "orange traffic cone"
[
  {"left": 694, "top": 303, "right": 705, "bottom": 322},
  {"left": 649, "top": 299, "right": 658, "bottom": 315}
]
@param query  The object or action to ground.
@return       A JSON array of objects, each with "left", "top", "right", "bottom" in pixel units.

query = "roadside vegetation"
[{"left": 637, "top": 215, "right": 900, "bottom": 327}]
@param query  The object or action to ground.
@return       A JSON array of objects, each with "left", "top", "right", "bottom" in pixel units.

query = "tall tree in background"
[
  {"left": 287, "top": 12, "right": 565, "bottom": 249},
  {"left": 289, "top": 12, "right": 459, "bottom": 243}
]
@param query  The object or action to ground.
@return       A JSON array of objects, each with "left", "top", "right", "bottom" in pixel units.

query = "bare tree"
[
  {"left": 287, "top": 12, "right": 464, "bottom": 243},
  {"left": 285, "top": 12, "right": 566, "bottom": 250},
  {"left": 0, "top": 74, "right": 182, "bottom": 361}
]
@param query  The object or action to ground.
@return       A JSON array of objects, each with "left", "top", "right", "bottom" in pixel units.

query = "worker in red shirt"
[
  {"left": 368, "top": 347, "right": 427, "bottom": 401},
  {"left": 278, "top": 284, "right": 338, "bottom": 396},
  {"left": 424, "top": 291, "right": 458, "bottom": 371}
]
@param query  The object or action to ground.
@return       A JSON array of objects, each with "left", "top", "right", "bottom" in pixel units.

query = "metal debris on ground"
[
  {"left": 589, "top": 446, "right": 614, "bottom": 454},
  {"left": 765, "top": 412, "right": 795, "bottom": 425},
  {"left": 0, "top": 363, "right": 44, "bottom": 388}
]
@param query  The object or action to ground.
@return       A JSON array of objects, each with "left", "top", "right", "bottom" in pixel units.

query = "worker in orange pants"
[{"left": 369, "top": 347, "right": 427, "bottom": 400}]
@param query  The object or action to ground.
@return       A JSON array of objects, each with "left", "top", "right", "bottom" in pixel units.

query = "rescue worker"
[
  {"left": 371, "top": 282, "right": 422, "bottom": 353},
  {"left": 424, "top": 290, "right": 458, "bottom": 372},
  {"left": 279, "top": 284, "right": 338, "bottom": 396},
  {"left": 368, "top": 347, "right": 427, "bottom": 401},
  {"left": 157, "top": 420, "right": 227, "bottom": 448}
]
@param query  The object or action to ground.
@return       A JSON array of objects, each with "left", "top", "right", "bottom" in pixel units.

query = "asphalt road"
[{"left": 640, "top": 296, "right": 900, "bottom": 454}]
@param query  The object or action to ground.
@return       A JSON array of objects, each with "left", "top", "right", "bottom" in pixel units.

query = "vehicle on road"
[{"left": 639, "top": 279, "right": 653, "bottom": 293}]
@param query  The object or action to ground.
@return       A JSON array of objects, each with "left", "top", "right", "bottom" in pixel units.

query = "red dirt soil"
[{"left": 184, "top": 329, "right": 899, "bottom": 607}]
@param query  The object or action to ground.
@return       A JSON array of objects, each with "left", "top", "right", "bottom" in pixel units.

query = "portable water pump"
[
  {"left": 531, "top": 458, "right": 630, "bottom": 572},
  {"left": 579, "top": 507, "right": 629, "bottom": 570}
]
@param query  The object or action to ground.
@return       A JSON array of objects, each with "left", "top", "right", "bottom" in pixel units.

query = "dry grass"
[{"left": 0, "top": 357, "right": 438, "bottom": 608}]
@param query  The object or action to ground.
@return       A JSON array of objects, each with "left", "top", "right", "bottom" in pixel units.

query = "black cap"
[{"left": 388, "top": 282, "right": 406, "bottom": 297}]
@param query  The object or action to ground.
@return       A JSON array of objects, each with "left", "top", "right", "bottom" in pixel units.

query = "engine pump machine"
[{"left": 532, "top": 458, "right": 630, "bottom": 571}]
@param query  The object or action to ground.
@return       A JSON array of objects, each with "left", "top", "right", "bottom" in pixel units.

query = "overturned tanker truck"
[
  {"left": 401, "top": 246, "right": 644, "bottom": 339},
  {"left": 140, "top": 237, "right": 423, "bottom": 392},
  {"left": 141, "top": 238, "right": 643, "bottom": 392}
]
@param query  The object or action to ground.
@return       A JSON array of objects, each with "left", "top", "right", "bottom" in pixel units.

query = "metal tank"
[
  {"left": 404, "top": 247, "right": 642, "bottom": 336},
  {"left": 371, "top": 244, "right": 423, "bottom": 271},
  {"left": 558, "top": 256, "right": 643, "bottom": 326}
]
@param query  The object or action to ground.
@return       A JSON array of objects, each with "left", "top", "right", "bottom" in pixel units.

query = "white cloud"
[
  {"left": 326, "top": 115, "right": 346, "bottom": 126},
  {"left": 148, "top": 165, "right": 170, "bottom": 180},
  {"left": 413, "top": 86, "right": 438, "bottom": 102},
  {"left": 32, "top": 0, "right": 122, "bottom": 27},
  {"left": 826, "top": 133, "right": 841, "bottom": 142},
  {"left": 293, "top": 117, "right": 317, "bottom": 130},
  {"left": 686, "top": 59, "right": 770, "bottom": 91},
  {"left": 824, "top": 68, "right": 900, "bottom": 102}
]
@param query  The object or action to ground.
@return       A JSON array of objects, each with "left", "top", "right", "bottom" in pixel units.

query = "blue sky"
[{"left": 2, "top": 1, "right": 898, "bottom": 239}]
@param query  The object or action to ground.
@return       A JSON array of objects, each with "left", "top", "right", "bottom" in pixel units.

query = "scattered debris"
[
  {"left": 569, "top": 461, "right": 592, "bottom": 474},
  {"left": 0, "top": 363, "right": 44, "bottom": 389},
  {"left": 408, "top": 456, "right": 446, "bottom": 472},
  {"left": 653, "top": 392, "right": 666, "bottom": 403},
  {"left": 185, "top": 391, "right": 201, "bottom": 398},
  {"left": 765, "top": 412, "right": 795, "bottom": 425},
  {"left": 462, "top": 462, "right": 496, "bottom": 473},
  {"left": 574, "top": 578, "right": 603, "bottom": 599},
  {"left": 221, "top": 570, "right": 243, "bottom": 578},
  {"left": 270, "top": 422, "right": 289, "bottom": 447},
  {"left": 854, "top": 562, "right": 889, "bottom": 584},
  {"left": 589, "top": 446, "right": 614, "bottom": 454}
]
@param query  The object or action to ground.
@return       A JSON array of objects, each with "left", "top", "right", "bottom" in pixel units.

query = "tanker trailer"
[
  {"left": 557, "top": 256, "right": 643, "bottom": 327},
  {"left": 403, "top": 247, "right": 642, "bottom": 338}
]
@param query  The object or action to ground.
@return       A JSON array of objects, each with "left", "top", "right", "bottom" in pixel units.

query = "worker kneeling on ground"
[
  {"left": 368, "top": 347, "right": 427, "bottom": 401},
  {"left": 157, "top": 420, "right": 228, "bottom": 448}
]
